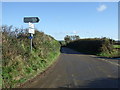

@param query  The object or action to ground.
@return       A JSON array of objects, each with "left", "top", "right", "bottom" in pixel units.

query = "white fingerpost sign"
[{"left": 29, "top": 22, "right": 35, "bottom": 34}]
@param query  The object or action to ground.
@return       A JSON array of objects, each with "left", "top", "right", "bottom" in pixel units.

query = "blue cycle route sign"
[{"left": 28, "top": 36, "right": 33, "bottom": 39}]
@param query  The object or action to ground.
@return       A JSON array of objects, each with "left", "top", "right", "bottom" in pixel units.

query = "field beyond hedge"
[
  {"left": 2, "top": 25, "right": 61, "bottom": 88},
  {"left": 113, "top": 45, "right": 120, "bottom": 49}
]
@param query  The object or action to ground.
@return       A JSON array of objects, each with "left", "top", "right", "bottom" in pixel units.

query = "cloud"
[
  {"left": 71, "top": 31, "right": 79, "bottom": 34},
  {"left": 54, "top": 30, "right": 79, "bottom": 35},
  {"left": 97, "top": 4, "right": 107, "bottom": 12}
]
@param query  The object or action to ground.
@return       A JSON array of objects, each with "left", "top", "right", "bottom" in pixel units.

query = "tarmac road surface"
[{"left": 23, "top": 47, "right": 119, "bottom": 88}]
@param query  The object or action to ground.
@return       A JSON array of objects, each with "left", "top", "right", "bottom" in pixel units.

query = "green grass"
[
  {"left": 2, "top": 27, "right": 61, "bottom": 88},
  {"left": 97, "top": 49, "right": 119, "bottom": 58},
  {"left": 97, "top": 45, "right": 120, "bottom": 58},
  {"left": 0, "top": 68, "right": 2, "bottom": 89},
  {"left": 113, "top": 45, "right": 120, "bottom": 48},
  {"left": 2, "top": 47, "right": 60, "bottom": 88}
]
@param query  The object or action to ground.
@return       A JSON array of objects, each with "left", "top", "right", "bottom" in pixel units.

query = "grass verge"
[{"left": 97, "top": 49, "right": 120, "bottom": 58}]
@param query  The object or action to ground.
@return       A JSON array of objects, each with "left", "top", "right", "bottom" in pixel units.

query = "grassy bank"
[
  {"left": 2, "top": 25, "right": 61, "bottom": 88},
  {"left": 98, "top": 45, "right": 120, "bottom": 58},
  {"left": 97, "top": 49, "right": 119, "bottom": 58}
]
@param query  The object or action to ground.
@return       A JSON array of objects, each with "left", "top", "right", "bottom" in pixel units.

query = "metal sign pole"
[
  {"left": 29, "top": 22, "right": 34, "bottom": 52},
  {"left": 30, "top": 33, "right": 33, "bottom": 52}
]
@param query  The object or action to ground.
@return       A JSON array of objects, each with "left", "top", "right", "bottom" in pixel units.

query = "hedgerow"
[{"left": 2, "top": 25, "right": 60, "bottom": 88}]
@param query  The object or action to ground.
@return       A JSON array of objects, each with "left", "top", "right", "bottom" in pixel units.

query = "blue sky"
[{"left": 2, "top": 2, "right": 118, "bottom": 40}]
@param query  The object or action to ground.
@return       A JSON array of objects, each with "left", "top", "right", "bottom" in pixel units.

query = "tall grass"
[{"left": 2, "top": 25, "right": 61, "bottom": 88}]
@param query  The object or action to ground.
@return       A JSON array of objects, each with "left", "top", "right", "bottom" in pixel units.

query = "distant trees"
[
  {"left": 64, "top": 35, "right": 71, "bottom": 43},
  {"left": 2, "top": 25, "right": 28, "bottom": 38},
  {"left": 64, "top": 35, "right": 80, "bottom": 43}
]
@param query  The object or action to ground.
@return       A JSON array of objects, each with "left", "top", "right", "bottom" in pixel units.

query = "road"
[{"left": 23, "top": 47, "right": 119, "bottom": 88}]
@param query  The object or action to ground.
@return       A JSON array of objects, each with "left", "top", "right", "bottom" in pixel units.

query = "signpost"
[
  {"left": 29, "top": 22, "right": 35, "bottom": 34},
  {"left": 24, "top": 17, "right": 40, "bottom": 52},
  {"left": 24, "top": 17, "right": 39, "bottom": 23}
]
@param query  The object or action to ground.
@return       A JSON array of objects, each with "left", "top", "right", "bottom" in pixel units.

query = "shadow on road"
[
  {"left": 61, "top": 47, "right": 120, "bottom": 60},
  {"left": 93, "top": 57, "right": 120, "bottom": 60},
  {"left": 58, "top": 78, "right": 120, "bottom": 88},
  {"left": 60, "top": 47, "right": 89, "bottom": 55}
]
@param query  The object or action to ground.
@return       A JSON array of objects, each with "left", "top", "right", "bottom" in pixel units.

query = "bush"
[
  {"left": 2, "top": 25, "right": 60, "bottom": 88},
  {"left": 66, "top": 38, "right": 114, "bottom": 55}
]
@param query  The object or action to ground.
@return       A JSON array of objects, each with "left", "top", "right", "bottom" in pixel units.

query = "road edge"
[{"left": 17, "top": 53, "right": 61, "bottom": 88}]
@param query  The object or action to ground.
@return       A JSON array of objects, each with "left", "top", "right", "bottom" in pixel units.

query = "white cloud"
[
  {"left": 54, "top": 30, "right": 79, "bottom": 35},
  {"left": 71, "top": 31, "right": 79, "bottom": 34},
  {"left": 97, "top": 4, "right": 107, "bottom": 12}
]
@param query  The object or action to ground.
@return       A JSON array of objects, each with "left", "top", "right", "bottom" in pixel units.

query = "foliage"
[
  {"left": 2, "top": 25, "right": 61, "bottom": 88},
  {"left": 64, "top": 35, "right": 80, "bottom": 44},
  {"left": 59, "top": 41, "right": 66, "bottom": 46},
  {"left": 64, "top": 35, "right": 71, "bottom": 44},
  {"left": 64, "top": 37, "right": 119, "bottom": 57}
]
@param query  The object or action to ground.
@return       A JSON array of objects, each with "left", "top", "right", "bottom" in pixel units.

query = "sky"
[
  {"left": 1, "top": 0, "right": 119, "bottom": 2},
  {"left": 2, "top": 2, "right": 118, "bottom": 40}
]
